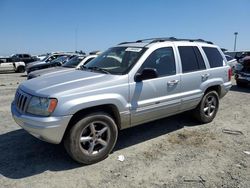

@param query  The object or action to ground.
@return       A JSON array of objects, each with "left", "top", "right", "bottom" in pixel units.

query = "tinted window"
[
  {"left": 202, "top": 47, "right": 223, "bottom": 68},
  {"left": 193, "top": 47, "right": 206, "bottom": 70},
  {"left": 63, "top": 56, "right": 85, "bottom": 68},
  {"left": 178, "top": 46, "right": 206, "bottom": 73},
  {"left": 225, "top": 55, "right": 234, "bottom": 61},
  {"left": 140, "top": 47, "right": 176, "bottom": 77},
  {"left": 23, "top": 54, "right": 30, "bottom": 58}
]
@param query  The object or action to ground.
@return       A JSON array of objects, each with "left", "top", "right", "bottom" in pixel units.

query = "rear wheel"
[
  {"left": 193, "top": 91, "right": 219, "bottom": 123},
  {"left": 64, "top": 113, "right": 118, "bottom": 164}
]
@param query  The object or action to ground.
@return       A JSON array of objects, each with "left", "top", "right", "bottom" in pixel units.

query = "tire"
[
  {"left": 236, "top": 81, "right": 248, "bottom": 87},
  {"left": 193, "top": 91, "right": 219, "bottom": 123},
  {"left": 16, "top": 66, "right": 25, "bottom": 73},
  {"left": 64, "top": 112, "right": 118, "bottom": 164}
]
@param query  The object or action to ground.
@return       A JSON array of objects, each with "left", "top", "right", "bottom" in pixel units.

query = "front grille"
[{"left": 15, "top": 89, "right": 31, "bottom": 114}]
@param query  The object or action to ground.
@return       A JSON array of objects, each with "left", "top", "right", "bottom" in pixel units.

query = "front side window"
[
  {"left": 139, "top": 47, "right": 176, "bottom": 77},
  {"left": 202, "top": 47, "right": 223, "bottom": 68},
  {"left": 178, "top": 46, "right": 206, "bottom": 73},
  {"left": 85, "top": 47, "right": 146, "bottom": 74}
]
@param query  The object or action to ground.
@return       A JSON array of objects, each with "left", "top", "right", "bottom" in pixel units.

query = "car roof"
[{"left": 116, "top": 37, "right": 215, "bottom": 48}]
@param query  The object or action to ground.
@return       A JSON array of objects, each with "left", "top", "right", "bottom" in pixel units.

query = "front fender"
[{"left": 53, "top": 93, "right": 129, "bottom": 116}]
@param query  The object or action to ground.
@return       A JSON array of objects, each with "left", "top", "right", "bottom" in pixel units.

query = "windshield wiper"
[{"left": 80, "top": 65, "right": 110, "bottom": 74}]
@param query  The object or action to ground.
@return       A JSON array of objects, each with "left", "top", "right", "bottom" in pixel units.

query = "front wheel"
[
  {"left": 193, "top": 91, "right": 219, "bottom": 123},
  {"left": 64, "top": 113, "right": 118, "bottom": 164}
]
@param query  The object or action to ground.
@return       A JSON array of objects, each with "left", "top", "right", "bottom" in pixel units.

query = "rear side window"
[
  {"left": 202, "top": 47, "right": 223, "bottom": 68},
  {"left": 178, "top": 46, "right": 206, "bottom": 73}
]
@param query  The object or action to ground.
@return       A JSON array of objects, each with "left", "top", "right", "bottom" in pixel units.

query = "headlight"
[{"left": 27, "top": 96, "right": 57, "bottom": 116}]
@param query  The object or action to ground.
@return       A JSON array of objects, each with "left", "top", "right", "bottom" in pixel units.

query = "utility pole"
[
  {"left": 75, "top": 27, "right": 78, "bottom": 52},
  {"left": 234, "top": 32, "right": 238, "bottom": 51}
]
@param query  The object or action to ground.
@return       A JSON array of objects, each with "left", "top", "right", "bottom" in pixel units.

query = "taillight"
[{"left": 228, "top": 68, "right": 232, "bottom": 81}]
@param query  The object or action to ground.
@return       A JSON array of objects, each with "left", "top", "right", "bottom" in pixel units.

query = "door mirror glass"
[{"left": 135, "top": 68, "right": 158, "bottom": 82}]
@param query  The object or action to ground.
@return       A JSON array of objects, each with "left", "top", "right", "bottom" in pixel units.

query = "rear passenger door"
[{"left": 177, "top": 45, "right": 209, "bottom": 110}]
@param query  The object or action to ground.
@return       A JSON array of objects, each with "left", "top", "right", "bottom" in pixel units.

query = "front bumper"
[{"left": 11, "top": 102, "right": 72, "bottom": 144}]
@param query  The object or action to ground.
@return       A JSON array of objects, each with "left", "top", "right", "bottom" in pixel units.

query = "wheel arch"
[
  {"left": 204, "top": 85, "right": 222, "bottom": 98},
  {"left": 63, "top": 104, "right": 121, "bottom": 139}
]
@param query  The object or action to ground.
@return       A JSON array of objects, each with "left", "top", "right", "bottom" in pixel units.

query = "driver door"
[{"left": 129, "top": 47, "right": 181, "bottom": 126}]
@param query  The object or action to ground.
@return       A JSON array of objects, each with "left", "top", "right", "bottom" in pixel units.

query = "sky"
[{"left": 0, "top": 0, "right": 249, "bottom": 56}]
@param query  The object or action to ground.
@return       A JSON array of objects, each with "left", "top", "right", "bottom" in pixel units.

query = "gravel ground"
[{"left": 0, "top": 71, "right": 249, "bottom": 188}]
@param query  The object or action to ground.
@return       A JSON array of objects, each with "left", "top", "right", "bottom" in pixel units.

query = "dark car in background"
[
  {"left": 26, "top": 55, "right": 75, "bottom": 74},
  {"left": 235, "top": 56, "right": 250, "bottom": 87},
  {"left": 26, "top": 53, "right": 72, "bottom": 70},
  {"left": 11, "top": 54, "right": 39, "bottom": 64},
  {"left": 27, "top": 54, "right": 98, "bottom": 79}
]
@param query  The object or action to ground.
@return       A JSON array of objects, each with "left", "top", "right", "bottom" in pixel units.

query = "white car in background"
[
  {"left": 225, "top": 55, "right": 238, "bottom": 72},
  {"left": 27, "top": 54, "right": 99, "bottom": 79},
  {"left": 36, "top": 54, "right": 48, "bottom": 60},
  {"left": 0, "top": 58, "right": 26, "bottom": 73}
]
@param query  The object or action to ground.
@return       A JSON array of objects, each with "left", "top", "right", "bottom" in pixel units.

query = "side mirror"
[{"left": 135, "top": 68, "right": 158, "bottom": 82}]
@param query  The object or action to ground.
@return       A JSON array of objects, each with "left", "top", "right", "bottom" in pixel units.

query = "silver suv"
[{"left": 11, "top": 38, "right": 232, "bottom": 164}]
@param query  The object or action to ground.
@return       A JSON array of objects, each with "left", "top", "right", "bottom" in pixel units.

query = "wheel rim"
[
  {"left": 203, "top": 95, "right": 217, "bottom": 117},
  {"left": 79, "top": 121, "right": 111, "bottom": 156}
]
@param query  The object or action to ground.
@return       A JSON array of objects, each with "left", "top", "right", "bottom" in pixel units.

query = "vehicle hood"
[
  {"left": 20, "top": 70, "right": 122, "bottom": 97},
  {"left": 26, "top": 61, "right": 46, "bottom": 68},
  {"left": 28, "top": 67, "right": 71, "bottom": 78}
]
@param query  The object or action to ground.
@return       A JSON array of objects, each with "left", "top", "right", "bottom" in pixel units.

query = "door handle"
[
  {"left": 167, "top": 80, "right": 179, "bottom": 86},
  {"left": 201, "top": 73, "right": 210, "bottom": 79}
]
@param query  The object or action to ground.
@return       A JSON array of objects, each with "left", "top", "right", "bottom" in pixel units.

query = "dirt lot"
[{"left": 0, "top": 71, "right": 249, "bottom": 188}]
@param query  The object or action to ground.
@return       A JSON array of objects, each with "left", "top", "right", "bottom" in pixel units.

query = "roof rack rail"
[
  {"left": 146, "top": 37, "right": 213, "bottom": 45},
  {"left": 118, "top": 41, "right": 131, "bottom": 45},
  {"left": 118, "top": 37, "right": 213, "bottom": 46}
]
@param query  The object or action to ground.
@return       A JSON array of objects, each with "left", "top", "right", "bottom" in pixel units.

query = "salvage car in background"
[
  {"left": 235, "top": 56, "right": 250, "bottom": 87},
  {"left": 27, "top": 54, "right": 98, "bottom": 79},
  {"left": 0, "top": 57, "right": 26, "bottom": 73},
  {"left": 11, "top": 54, "right": 39, "bottom": 65},
  {"left": 26, "top": 53, "right": 70, "bottom": 71},
  {"left": 26, "top": 54, "right": 75, "bottom": 74}
]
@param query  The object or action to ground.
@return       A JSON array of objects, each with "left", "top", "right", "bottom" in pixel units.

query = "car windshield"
[
  {"left": 62, "top": 56, "right": 85, "bottom": 68},
  {"left": 84, "top": 47, "right": 146, "bottom": 75},
  {"left": 50, "top": 56, "right": 68, "bottom": 63},
  {"left": 41, "top": 54, "right": 50, "bottom": 61}
]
